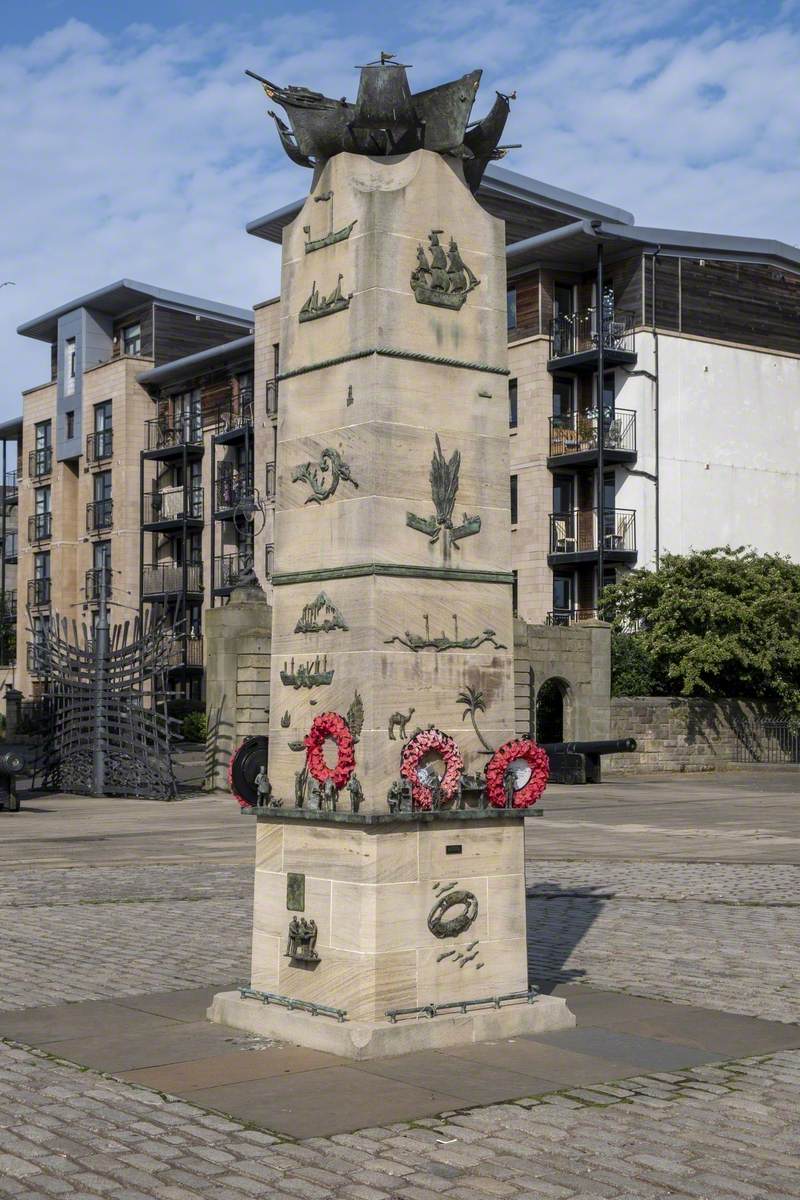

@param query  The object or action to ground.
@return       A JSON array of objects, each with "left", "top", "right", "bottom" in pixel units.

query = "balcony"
[
  {"left": 28, "top": 512, "right": 52, "bottom": 543},
  {"left": 142, "top": 486, "right": 203, "bottom": 529},
  {"left": 3, "top": 471, "right": 18, "bottom": 502},
  {"left": 213, "top": 552, "right": 250, "bottom": 594},
  {"left": 4, "top": 531, "right": 17, "bottom": 562},
  {"left": 27, "top": 578, "right": 51, "bottom": 608},
  {"left": 548, "top": 508, "right": 637, "bottom": 565},
  {"left": 27, "top": 642, "right": 46, "bottom": 676},
  {"left": 144, "top": 416, "right": 204, "bottom": 458},
  {"left": 28, "top": 447, "right": 52, "bottom": 479},
  {"left": 546, "top": 608, "right": 598, "bottom": 627},
  {"left": 166, "top": 635, "right": 204, "bottom": 670},
  {"left": 266, "top": 377, "right": 279, "bottom": 419},
  {"left": 85, "top": 569, "right": 112, "bottom": 602},
  {"left": 86, "top": 428, "right": 113, "bottom": 464},
  {"left": 86, "top": 498, "right": 113, "bottom": 533},
  {"left": 548, "top": 409, "right": 636, "bottom": 467},
  {"left": 213, "top": 392, "right": 254, "bottom": 445},
  {"left": 215, "top": 470, "right": 253, "bottom": 516},
  {"left": 142, "top": 561, "right": 203, "bottom": 597},
  {"left": 548, "top": 308, "right": 636, "bottom": 372},
  {"left": 1, "top": 591, "right": 17, "bottom": 621}
]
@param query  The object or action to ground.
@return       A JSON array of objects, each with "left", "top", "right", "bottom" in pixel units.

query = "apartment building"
[
  {"left": 14, "top": 281, "right": 253, "bottom": 695},
  {"left": 10, "top": 164, "right": 800, "bottom": 698}
]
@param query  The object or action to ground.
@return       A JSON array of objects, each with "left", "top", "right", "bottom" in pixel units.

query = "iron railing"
[
  {"left": 549, "top": 408, "right": 636, "bottom": 457},
  {"left": 144, "top": 416, "right": 204, "bottom": 451},
  {"left": 3, "top": 471, "right": 18, "bottom": 501},
  {"left": 85, "top": 569, "right": 112, "bottom": 602},
  {"left": 27, "top": 578, "right": 51, "bottom": 607},
  {"left": 549, "top": 508, "right": 637, "bottom": 555},
  {"left": 86, "top": 428, "right": 113, "bottom": 463},
  {"left": 142, "top": 486, "right": 203, "bottom": 524},
  {"left": 546, "top": 608, "right": 598, "bottom": 626},
  {"left": 735, "top": 720, "right": 800, "bottom": 764},
  {"left": 166, "top": 636, "right": 204, "bottom": 669},
  {"left": 4, "top": 531, "right": 18, "bottom": 560},
  {"left": 266, "top": 377, "right": 279, "bottom": 417},
  {"left": 28, "top": 447, "right": 52, "bottom": 478},
  {"left": 86, "top": 498, "right": 113, "bottom": 532},
  {"left": 142, "top": 562, "right": 203, "bottom": 595},
  {"left": 28, "top": 512, "right": 52, "bottom": 542},
  {"left": 549, "top": 308, "right": 636, "bottom": 360},
  {"left": 214, "top": 553, "right": 250, "bottom": 590},
  {"left": 213, "top": 392, "right": 254, "bottom": 436},
  {"left": 215, "top": 469, "right": 254, "bottom": 512},
  {"left": 27, "top": 642, "right": 46, "bottom": 675}
]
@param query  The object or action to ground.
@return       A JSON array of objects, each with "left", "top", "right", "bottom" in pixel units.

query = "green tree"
[{"left": 599, "top": 547, "right": 800, "bottom": 713}]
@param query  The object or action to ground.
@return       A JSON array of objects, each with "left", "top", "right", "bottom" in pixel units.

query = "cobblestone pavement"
[{"left": 1, "top": 1039, "right": 798, "bottom": 1199}]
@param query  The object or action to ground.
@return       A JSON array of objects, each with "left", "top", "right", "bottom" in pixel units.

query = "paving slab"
[
  {"left": 112, "top": 984, "right": 236, "bottom": 1023},
  {"left": 185, "top": 1065, "right": 469, "bottom": 1139},
  {"left": 120, "top": 1044, "right": 344, "bottom": 1092},
  {"left": 528, "top": 1026, "right": 718, "bottom": 1071},
  {"left": 0, "top": 998, "right": 182, "bottom": 1044},
  {"left": 33, "top": 1019, "right": 254, "bottom": 1072},
  {"left": 436, "top": 1037, "right": 644, "bottom": 1086},
  {"left": 347, "top": 1049, "right": 556, "bottom": 1107}
]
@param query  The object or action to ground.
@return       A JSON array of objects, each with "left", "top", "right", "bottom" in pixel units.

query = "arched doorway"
[{"left": 536, "top": 677, "right": 571, "bottom": 743}]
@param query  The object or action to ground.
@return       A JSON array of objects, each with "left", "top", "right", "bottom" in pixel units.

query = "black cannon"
[
  {"left": 540, "top": 738, "right": 637, "bottom": 784},
  {"left": 0, "top": 747, "right": 28, "bottom": 812}
]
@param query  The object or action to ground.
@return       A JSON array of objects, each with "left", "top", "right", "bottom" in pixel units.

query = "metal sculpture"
[
  {"left": 285, "top": 917, "right": 320, "bottom": 962},
  {"left": 385, "top": 613, "right": 505, "bottom": 652},
  {"left": 303, "top": 191, "right": 357, "bottom": 253},
  {"left": 292, "top": 448, "right": 359, "bottom": 504},
  {"left": 28, "top": 591, "right": 178, "bottom": 800},
  {"left": 388, "top": 706, "right": 415, "bottom": 740},
  {"left": 411, "top": 231, "right": 480, "bottom": 310},
  {"left": 280, "top": 656, "right": 334, "bottom": 688},
  {"left": 298, "top": 275, "right": 352, "bottom": 322},
  {"left": 246, "top": 54, "right": 516, "bottom": 193},
  {"left": 427, "top": 883, "right": 479, "bottom": 938},
  {"left": 406, "top": 435, "right": 481, "bottom": 553},
  {"left": 294, "top": 591, "right": 348, "bottom": 633}
]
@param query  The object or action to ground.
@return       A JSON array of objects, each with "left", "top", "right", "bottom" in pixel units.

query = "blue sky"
[{"left": 2, "top": 0, "right": 799, "bottom": 415}]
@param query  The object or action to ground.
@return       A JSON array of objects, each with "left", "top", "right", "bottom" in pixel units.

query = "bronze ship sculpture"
[{"left": 246, "top": 52, "right": 516, "bottom": 191}]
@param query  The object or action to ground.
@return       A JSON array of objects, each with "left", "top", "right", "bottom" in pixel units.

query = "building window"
[
  {"left": 122, "top": 322, "right": 141, "bottom": 356},
  {"left": 66, "top": 411, "right": 75, "bottom": 440},
  {"left": 512, "top": 569, "right": 518, "bottom": 617},
  {"left": 510, "top": 474, "right": 518, "bottom": 525},
  {"left": 508, "top": 378, "right": 518, "bottom": 429},
  {"left": 65, "top": 337, "right": 76, "bottom": 396},
  {"left": 507, "top": 288, "right": 517, "bottom": 330}
]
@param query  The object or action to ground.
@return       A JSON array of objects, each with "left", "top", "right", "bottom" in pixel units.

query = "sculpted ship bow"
[{"left": 246, "top": 52, "right": 516, "bottom": 192}]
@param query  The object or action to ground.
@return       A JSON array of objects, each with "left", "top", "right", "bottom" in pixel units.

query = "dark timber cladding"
[
  {"left": 153, "top": 306, "right": 252, "bottom": 366},
  {"left": 112, "top": 306, "right": 153, "bottom": 357},
  {"left": 644, "top": 257, "right": 800, "bottom": 354},
  {"left": 509, "top": 255, "right": 644, "bottom": 342}
]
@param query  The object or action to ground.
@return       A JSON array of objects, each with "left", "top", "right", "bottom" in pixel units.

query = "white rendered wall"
[{"left": 614, "top": 332, "right": 800, "bottom": 571}]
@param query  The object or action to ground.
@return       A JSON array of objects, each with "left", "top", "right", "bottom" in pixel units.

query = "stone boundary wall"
[{"left": 607, "top": 696, "right": 774, "bottom": 773}]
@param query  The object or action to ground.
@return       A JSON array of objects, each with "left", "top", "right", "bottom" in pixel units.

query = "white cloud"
[{"left": 1, "top": 4, "right": 798, "bottom": 415}]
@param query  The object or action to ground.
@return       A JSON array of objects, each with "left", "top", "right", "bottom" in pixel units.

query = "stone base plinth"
[{"left": 208, "top": 990, "right": 575, "bottom": 1060}]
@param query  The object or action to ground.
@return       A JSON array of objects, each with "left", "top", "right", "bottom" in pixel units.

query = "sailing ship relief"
[
  {"left": 298, "top": 274, "right": 352, "bottom": 322},
  {"left": 411, "top": 230, "right": 480, "bottom": 310}
]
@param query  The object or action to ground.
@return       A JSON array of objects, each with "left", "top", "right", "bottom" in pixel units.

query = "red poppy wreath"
[
  {"left": 485, "top": 738, "right": 549, "bottom": 809},
  {"left": 400, "top": 727, "right": 464, "bottom": 811},
  {"left": 304, "top": 712, "right": 355, "bottom": 789}
]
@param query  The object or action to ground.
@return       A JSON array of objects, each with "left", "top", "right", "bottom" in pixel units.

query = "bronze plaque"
[{"left": 287, "top": 872, "right": 305, "bottom": 911}]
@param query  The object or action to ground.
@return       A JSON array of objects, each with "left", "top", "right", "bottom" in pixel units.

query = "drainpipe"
[
  {"left": 651, "top": 247, "right": 661, "bottom": 570},
  {"left": 1, "top": 441, "right": 6, "bottom": 667},
  {"left": 595, "top": 235, "right": 605, "bottom": 610}
]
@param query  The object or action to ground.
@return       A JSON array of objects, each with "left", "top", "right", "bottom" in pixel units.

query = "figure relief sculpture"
[
  {"left": 347, "top": 774, "right": 364, "bottom": 812},
  {"left": 292, "top": 448, "right": 359, "bottom": 505},
  {"left": 294, "top": 591, "right": 348, "bottom": 633},
  {"left": 411, "top": 231, "right": 480, "bottom": 310},
  {"left": 406, "top": 435, "right": 481, "bottom": 554},
  {"left": 388, "top": 707, "right": 415, "bottom": 740},
  {"left": 285, "top": 916, "right": 320, "bottom": 962},
  {"left": 321, "top": 777, "right": 338, "bottom": 812}
]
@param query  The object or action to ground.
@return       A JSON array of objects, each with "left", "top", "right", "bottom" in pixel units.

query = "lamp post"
[{"left": 92, "top": 560, "right": 109, "bottom": 797}]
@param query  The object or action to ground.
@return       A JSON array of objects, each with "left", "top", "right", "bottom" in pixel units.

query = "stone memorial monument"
[{"left": 210, "top": 55, "right": 575, "bottom": 1056}]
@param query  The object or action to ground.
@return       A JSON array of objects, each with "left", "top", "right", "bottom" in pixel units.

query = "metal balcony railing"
[
  {"left": 3, "top": 471, "right": 18, "bottom": 501},
  {"left": 265, "top": 377, "right": 279, "bottom": 418},
  {"left": 1, "top": 590, "right": 17, "bottom": 621},
  {"left": 86, "top": 498, "right": 113, "bottom": 532},
  {"left": 213, "top": 553, "right": 251, "bottom": 591},
  {"left": 28, "top": 447, "right": 52, "bottom": 478},
  {"left": 166, "top": 635, "right": 204, "bottom": 669},
  {"left": 214, "top": 391, "right": 254, "bottom": 437},
  {"left": 85, "top": 569, "right": 112, "bottom": 602},
  {"left": 546, "top": 608, "right": 599, "bottom": 627},
  {"left": 215, "top": 470, "right": 254, "bottom": 512},
  {"left": 549, "top": 508, "right": 637, "bottom": 555},
  {"left": 27, "top": 578, "right": 51, "bottom": 608},
  {"left": 4, "top": 531, "right": 17, "bottom": 561},
  {"left": 145, "top": 415, "right": 204, "bottom": 451},
  {"left": 549, "top": 408, "right": 636, "bottom": 457},
  {"left": 86, "top": 428, "right": 113, "bottom": 463},
  {"left": 142, "top": 562, "right": 203, "bottom": 596},
  {"left": 28, "top": 512, "right": 52, "bottom": 542},
  {"left": 549, "top": 308, "right": 636, "bottom": 360},
  {"left": 142, "top": 486, "right": 203, "bottom": 524}
]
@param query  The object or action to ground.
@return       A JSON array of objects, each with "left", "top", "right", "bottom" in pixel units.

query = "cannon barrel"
[{"left": 540, "top": 738, "right": 637, "bottom": 756}]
